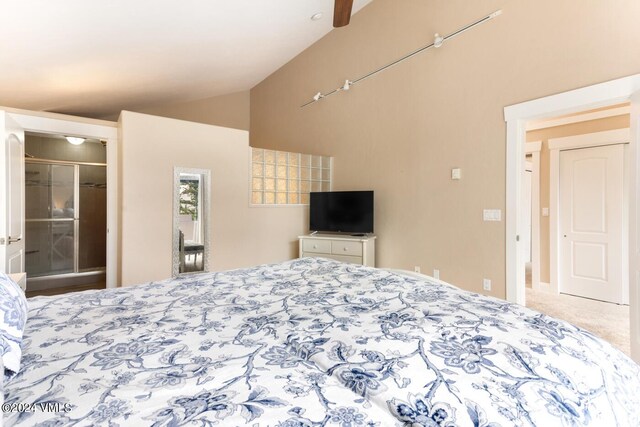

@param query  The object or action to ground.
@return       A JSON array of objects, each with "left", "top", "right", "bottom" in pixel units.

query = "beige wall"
[
  {"left": 527, "top": 114, "right": 630, "bottom": 283},
  {"left": 249, "top": 0, "right": 640, "bottom": 298},
  {"left": 132, "top": 90, "right": 250, "bottom": 131},
  {"left": 118, "top": 111, "right": 305, "bottom": 286}
]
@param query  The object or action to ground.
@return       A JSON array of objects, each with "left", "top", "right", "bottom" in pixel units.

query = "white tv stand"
[{"left": 298, "top": 234, "right": 376, "bottom": 267}]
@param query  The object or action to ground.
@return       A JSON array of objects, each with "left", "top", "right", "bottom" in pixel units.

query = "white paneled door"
[
  {"left": 559, "top": 144, "right": 624, "bottom": 304},
  {"left": 0, "top": 112, "right": 25, "bottom": 273}
]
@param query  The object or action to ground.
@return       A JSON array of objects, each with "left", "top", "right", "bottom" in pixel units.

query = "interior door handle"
[{"left": 7, "top": 236, "right": 21, "bottom": 244}]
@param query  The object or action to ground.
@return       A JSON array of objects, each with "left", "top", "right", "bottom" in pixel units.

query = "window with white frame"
[{"left": 251, "top": 148, "right": 332, "bottom": 205}]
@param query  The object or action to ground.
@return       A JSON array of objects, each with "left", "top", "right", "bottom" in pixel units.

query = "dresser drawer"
[
  {"left": 298, "top": 234, "right": 375, "bottom": 267},
  {"left": 331, "top": 240, "right": 363, "bottom": 256},
  {"left": 302, "top": 238, "right": 331, "bottom": 254}
]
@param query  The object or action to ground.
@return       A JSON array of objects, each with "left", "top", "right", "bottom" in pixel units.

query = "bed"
[{"left": 2, "top": 257, "right": 639, "bottom": 426}]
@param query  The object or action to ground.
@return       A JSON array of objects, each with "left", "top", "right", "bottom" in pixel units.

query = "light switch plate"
[
  {"left": 542, "top": 207, "right": 549, "bottom": 217},
  {"left": 483, "top": 209, "right": 502, "bottom": 221},
  {"left": 451, "top": 168, "right": 461, "bottom": 180},
  {"left": 483, "top": 278, "right": 491, "bottom": 291}
]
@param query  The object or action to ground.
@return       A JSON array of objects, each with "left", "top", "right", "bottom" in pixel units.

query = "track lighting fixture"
[
  {"left": 301, "top": 10, "right": 502, "bottom": 108},
  {"left": 433, "top": 33, "right": 444, "bottom": 48}
]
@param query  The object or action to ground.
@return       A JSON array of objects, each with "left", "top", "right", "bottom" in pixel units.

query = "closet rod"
[{"left": 301, "top": 10, "right": 502, "bottom": 108}]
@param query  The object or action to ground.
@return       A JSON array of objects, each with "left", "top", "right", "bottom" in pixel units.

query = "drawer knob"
[
  {"left": 343, "top": 247, "right": 348, "bottom": 251},
  {"left": 313, "top": 245, "right": 318, "bottom": 249}
]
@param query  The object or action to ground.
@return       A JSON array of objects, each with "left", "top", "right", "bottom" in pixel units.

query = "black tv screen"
[{"left": 310, "top": 191, "right": 374, "bottom": 234}]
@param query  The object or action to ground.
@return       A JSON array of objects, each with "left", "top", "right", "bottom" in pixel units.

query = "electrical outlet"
[
  {"left": 414, "top": 266, "right": 421, "bottom": 273},
  {"left": 433, "top": 269, "right": 440, "bottom": 280},
  {"left": 483, "top": 279, "right": 492, "bottom": 291}
]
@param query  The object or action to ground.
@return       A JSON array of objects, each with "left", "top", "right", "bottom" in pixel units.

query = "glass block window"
[{"left": 251, "top": 148, "right": 331, "bottom": 205}]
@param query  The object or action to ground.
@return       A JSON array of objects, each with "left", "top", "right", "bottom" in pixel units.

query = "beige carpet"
[{"left": 526, "top": 288, "right": 630, "bottom": 357}]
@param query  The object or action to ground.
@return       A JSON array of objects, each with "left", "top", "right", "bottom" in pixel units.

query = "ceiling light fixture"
[
  {"left": 311, "top": 13, "right": 323, "bottom": 21},
  {"left": 65, "top": 136, "right": 86, "bottom": 145}
]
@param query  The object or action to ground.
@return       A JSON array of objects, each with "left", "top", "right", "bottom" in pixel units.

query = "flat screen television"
[{"left": 309, "top": 191, "right": 374, "bottom": 234}]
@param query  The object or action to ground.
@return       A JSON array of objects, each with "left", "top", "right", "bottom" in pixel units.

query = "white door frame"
[
  {"left": 504, "top": 73, "right": 640, "bottom": 363},
  {"left": 1, "top": 108, "right": 119, "bottom": 289},
  {"left": 525, "top": 141, "right": 541, "bottom": 292},
  {"left": 548, "top": 129, "right": 630, "bottom": 302}
]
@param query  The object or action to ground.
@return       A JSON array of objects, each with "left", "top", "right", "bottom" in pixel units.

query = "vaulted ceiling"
[{"left": 1, "top": 0, "right": 372, "bottom": 118}]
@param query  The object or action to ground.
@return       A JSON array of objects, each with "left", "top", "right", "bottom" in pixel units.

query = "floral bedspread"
[{"left": 5, "top": 258, "right": 640, "bottom": 426}]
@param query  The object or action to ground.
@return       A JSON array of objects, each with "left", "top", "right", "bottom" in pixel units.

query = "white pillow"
[{"left": 0, "top": 273, "right": 28, "bottom": 379}]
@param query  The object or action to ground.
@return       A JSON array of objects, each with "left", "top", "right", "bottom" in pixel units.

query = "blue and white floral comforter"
[{"left": 5, "top": 258, "right": 640, "bottom": 426}]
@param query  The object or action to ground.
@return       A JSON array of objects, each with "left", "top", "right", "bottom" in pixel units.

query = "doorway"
[
  {"left": 24, "top": 132, "right": 107, "bottom": 295},
  {"left": 504, "top": 73, "right": 640, "bottom": 362},
  {"left": 523, "top": 159, "right": 532, "bottom": 284},
  {"left": 1, "top": 108, "right": 118, "bottom": 290},
  {"left": 522, "top": 110, "right": 630, "bottom": 355}
]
